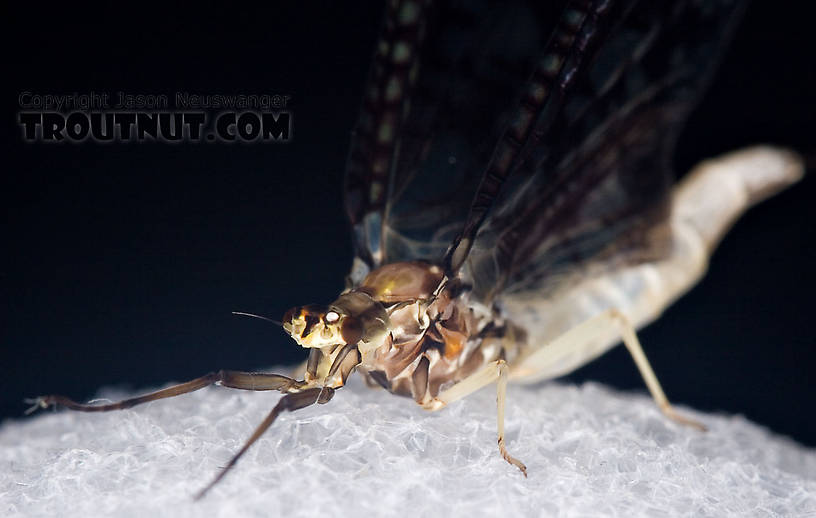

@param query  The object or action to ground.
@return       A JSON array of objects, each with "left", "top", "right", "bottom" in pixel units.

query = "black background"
[{"left": 2, "top": 2, "right": 814, "bottom": 446}]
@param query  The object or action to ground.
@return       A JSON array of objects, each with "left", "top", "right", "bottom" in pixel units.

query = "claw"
[{"left": 23, "top": 396, "right": 51, "bottom": 415}]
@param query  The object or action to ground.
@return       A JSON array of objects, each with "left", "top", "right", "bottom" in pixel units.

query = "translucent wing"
[
  {"left": 344, "top": 0, "right": 745, "bottom": 299},
  {"left": 343, "top": 0, "right": 565, "bottom": 281},
  {"left": 343, "top": 0, "right": 431, "bottom": 272},
  {"left": 464, "top": 0, "right": 746, "bottom": 304}
]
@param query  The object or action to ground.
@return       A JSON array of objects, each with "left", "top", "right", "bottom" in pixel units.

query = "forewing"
[
  {"left": 343, "top": 0, "right": 430, "bottom": 272},
  {"left": 343, "top": 0, "right": 745, "bottom": 299},
  {"left": 462, "top": 0, "right": 746, "bottom": 303},
  {"left": 343, "top": 1, "right": 565, "bottom": 282}
]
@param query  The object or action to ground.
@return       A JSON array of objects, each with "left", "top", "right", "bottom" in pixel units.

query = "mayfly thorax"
[{"left": 26, "top": 0, "right": 804, "bottom": 499}]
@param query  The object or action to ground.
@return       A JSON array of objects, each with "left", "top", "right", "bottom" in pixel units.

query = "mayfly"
[{"left": 26, "top": 0, "right": 804, "bottom": 499}]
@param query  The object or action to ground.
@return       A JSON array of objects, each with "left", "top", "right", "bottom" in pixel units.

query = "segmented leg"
[
  {"left": 423, "top": 359, "right": 527, "bottom": 477},
  {"left": 512, "top": 308, "right": 705, "bottom": 430},
  {"left": 194, "top": 386, "right": 335, "bottom": 500},
  {"left": 25, "top": 370, "right": 305, "bottom": 414},
  {"left": 26, "top": 370, "right": 336, "bottom": 499}
]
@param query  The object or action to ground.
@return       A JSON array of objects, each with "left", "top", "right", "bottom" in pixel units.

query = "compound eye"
[
  {"left": 325, "top": 311, "right": 340, "bottom": 324},
  {"left": 340, "top": 316, "right": 362, "bottom": 345}
]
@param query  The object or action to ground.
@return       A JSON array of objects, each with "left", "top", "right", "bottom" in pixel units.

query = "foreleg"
[{"left": 26, "top": 370, "right": 306, "bottom": 414}]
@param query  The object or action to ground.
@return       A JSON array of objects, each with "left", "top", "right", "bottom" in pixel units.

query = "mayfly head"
[
  {"left": 282, "top": 304, "right": 362, "bottom": 349},
  {"left": 282, "top": 290, "right": 391, "bottom": 356}
]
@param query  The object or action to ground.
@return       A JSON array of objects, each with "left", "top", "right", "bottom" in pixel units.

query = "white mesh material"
[{"left": 2, "top": 372, "right": 814, "bottom": 517}]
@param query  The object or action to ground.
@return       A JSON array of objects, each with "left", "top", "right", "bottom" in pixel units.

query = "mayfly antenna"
[{"left": 231, "top": 311, "right": 282, "bottom": 326}]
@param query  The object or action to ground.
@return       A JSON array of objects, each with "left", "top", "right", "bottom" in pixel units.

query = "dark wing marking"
[
  {"left": 344, "top": 0, "right": 432, "bottom": 270},
  {"left": 343, "top": 0, "right": 744, "bottom": 300},
  {"left": 463, "top": 0, "right": 746, "bottom": 303},
  {"left": 344, "top": 1, "right": 568, "bottom": 282},
  {"left": 444, "top": 0, "right": 627, "bottom": 275}
]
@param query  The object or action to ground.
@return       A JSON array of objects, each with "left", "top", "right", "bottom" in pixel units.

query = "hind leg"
[{"left": 512, "top": 308, "right": 704, "bottom": 430}]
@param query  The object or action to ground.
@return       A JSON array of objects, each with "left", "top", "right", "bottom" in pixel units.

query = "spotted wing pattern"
[
  {"left": 344, "top": 0, "right": 566, "bottom": 277},
  {"left": 344, "top": 0, "right": 745, "bottom": 304}
]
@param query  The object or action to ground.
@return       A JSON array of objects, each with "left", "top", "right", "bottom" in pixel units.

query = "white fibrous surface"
[{"left": 1, "top": 372, "right": 814, "bottom": 518}]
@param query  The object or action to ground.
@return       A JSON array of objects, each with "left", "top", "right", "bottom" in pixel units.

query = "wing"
[
  {"left": 343, "top": 0, "right": 566, "bottom": 282},
  {"left": 343, "top": 0, "right": 746, "bottom": 299},
  {"left": 464, "top": 0, "right": 746, "bottom": 304}
]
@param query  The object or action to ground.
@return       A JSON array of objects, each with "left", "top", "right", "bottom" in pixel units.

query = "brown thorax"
[{"left": 282, "top": 260, "right": 516, "bottom": 405}]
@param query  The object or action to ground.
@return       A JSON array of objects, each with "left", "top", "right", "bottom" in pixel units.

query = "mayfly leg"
[
  {"left": 25, "top": 370, "right": 305, "bottom": 414},
  {"left": 513, "top": 308, "right": 705, "bottom": 430},
  {"left": 26, "top": 370, "right": 331, "bottom": 499},
  {"left": 194, "top": 386, "right": 334, "bottom": 500},
  {"left": 423, "top": 359, "right": 528, "bottom": 476}
]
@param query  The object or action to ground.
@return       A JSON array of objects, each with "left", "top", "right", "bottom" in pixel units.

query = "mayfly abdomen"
[{"left": 505, "top": 147, "right": 804, "bottom": 384}]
